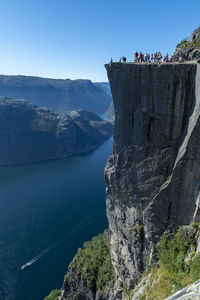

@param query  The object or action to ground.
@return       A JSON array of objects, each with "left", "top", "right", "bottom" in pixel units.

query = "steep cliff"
[
  {"left": 53, "top": 61, "right": 200, "bottom": 300},
  {"left": 0, "top": 97, "right": 113, "bottom": 166},
  {"left": 58, "top": 231, "right": 114, "bottom": 300},
  {"left": 105, "top": 62, "right": 200, "bottom": 299}
]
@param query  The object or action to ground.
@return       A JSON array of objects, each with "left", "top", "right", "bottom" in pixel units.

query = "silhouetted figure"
[
  {"left": 134, "top": 51, "right": 138, "bottom": 62},
  {"left": 122, "top": 56, "right": 127, "bottom": 63},
  {"left": 139, "top": 52, "right": 144, "bottom": 62},
  {"left": 164, "top": 53, "right": 169, "bottom": 62}
]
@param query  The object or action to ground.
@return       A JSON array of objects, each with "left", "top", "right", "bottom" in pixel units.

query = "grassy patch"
[
  {"left": 44, "top": 289, "right": 61, "bottom": 300},
  {"left": 68, "top": 230, "right": 114, "bottom": 291},
  {"left": 141, "top": 226, "right": 200, "bottom": 299},
  {"left": 177, "top": 38, "right": 200, "bottom": 51},
  {"left": 123, "top": 285, "right": 134, "bottom": 300}
]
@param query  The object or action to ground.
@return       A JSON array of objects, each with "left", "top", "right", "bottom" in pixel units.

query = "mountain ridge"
[
  {"left": 0, "top": 96, "right": 113, "bottom": 166},
  {"left": 0, "top": 75, "right": 112, "bottom": 114}
]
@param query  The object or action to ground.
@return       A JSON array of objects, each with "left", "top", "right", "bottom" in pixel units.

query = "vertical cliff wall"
[{"left": 105, "top": 62, "right": 200, "bottom": 298}]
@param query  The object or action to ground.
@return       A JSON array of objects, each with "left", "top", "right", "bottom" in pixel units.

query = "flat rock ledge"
[{"left": 166, "top": 280, "right": 200, "bottom": 300}]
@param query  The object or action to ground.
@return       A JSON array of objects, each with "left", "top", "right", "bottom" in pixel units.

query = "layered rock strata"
[{"left": 105, "top": 62, "right": 200, "bottom": 298}]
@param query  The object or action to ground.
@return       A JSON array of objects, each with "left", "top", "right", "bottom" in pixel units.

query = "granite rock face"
[
  {"left": 0, "top": 97, "right": 113, "bottom": 166},
  {"left": 105, "top": 62, "right": 200, "bottom": 298},
  {"left": 175, "top": 26, "right": 200, "bottom": 60},
  {"left": 165, "top": 279, "right": 200, "bottom": 300}
]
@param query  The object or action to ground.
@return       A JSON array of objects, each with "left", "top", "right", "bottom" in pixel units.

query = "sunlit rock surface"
[{"left": 105, "top": 62, "right": 200, "bottom": 299}]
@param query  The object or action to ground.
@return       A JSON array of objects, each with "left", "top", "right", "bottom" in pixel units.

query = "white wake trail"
[{"left": 20, "top": 209, "right": 103, "bottom": 270}]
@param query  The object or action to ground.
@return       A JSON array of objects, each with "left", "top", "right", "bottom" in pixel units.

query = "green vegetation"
[
  {"left": 176, "top": 26, "right": 200, "bottom": 52},
  {"left": 194, "top": 26, "right": 200, "bottom": 33},
  {"left": 67, "top": 230, "right": 114, "bottom": 292},
  {"left": 190, "top": 220, "right": 199, "bottom": 229},
  {"left": 177, "top": 39, "right": 188, "bottom": 48},
  {"left": 127, "top": 223, "right": 144, "bottom": 233},
  {"left": 44, "top": 289, "right": 61, "bottom": 300},
  {"left": 122, "top": 285, "right": 134, "bottom": 300},
  {"left": 140, "top": 225, "right": 200, "bottom": 299},
  {"left": 177, "top": 39, "right": 200, "bottom": 50},
  {"left": 157, "top": 228, "right": 189, "bottom": 275}
]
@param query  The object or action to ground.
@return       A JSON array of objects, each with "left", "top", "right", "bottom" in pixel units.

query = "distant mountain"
[
  {"left": 0, "top": 75, "right": 112, "bottom": 114},
  {"left": 95, "top": 82, "right": 112, "bottom": 96},
  {"left": 95, "top": 82, "right": 114, "bottom": 119},
  {"left": 0, "top": 97, "right": 113, "bottom": 166}
]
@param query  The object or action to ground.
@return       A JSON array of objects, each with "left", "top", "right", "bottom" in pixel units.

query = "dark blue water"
[{"left": 0, "top": 137, "right": 112, "bottom": 300}]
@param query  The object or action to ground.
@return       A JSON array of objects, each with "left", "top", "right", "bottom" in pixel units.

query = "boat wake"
[
  {"left": 21, "top": 248, "right": 50, "bottom": 270},
  {"left": 20, "top": 209, "right": 103, "bottom": 270}
]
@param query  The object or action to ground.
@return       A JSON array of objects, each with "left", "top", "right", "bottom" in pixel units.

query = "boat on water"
[{"left": 21, "top": 262, "right": 31, "bottom": 270}]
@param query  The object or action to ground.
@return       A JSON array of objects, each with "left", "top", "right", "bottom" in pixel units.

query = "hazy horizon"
[{"left": 0, "top": 73, "right": 108, "bottom": 83}]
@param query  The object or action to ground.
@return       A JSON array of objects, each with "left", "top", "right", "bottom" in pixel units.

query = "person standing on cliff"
[{"left": 134, "top": 51, "right": 138, "bottom": 62}]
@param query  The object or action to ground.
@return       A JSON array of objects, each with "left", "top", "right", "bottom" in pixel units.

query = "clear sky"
[{"left": 0, "top": 0, "right": 200, "bottom": 81}]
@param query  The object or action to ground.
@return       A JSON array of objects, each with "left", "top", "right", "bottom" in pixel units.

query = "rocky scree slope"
[
  {"left": 0, "top": 97, "right": 113, "bottom": 166},
  {"left": 0, "top": 75, "right": 112, "bottom": 114},
  {"left": 104, "top": 62, "right": 200, "bottom": 299},
  {"left": 175, "top": 26, "right": 200, "bottom": 60}
]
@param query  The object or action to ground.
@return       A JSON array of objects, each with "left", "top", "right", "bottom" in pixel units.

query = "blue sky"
[{"left": 0, "top": 0, "right": 200, "bottom": 81}]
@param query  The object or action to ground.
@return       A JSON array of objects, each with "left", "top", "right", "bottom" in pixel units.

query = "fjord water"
[{"left": 0, "top": 137, "right": 112, "bottom": 300}]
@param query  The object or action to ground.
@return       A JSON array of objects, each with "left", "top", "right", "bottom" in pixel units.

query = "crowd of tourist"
[
  {"left": 112, "top": 52, "right": 192, "bottom": 65},
  {"left": 133, "top": 51, "right": 174, "bottom": 63},
  {"left": 116, "top": 52, "right": 174, "bottom": 64},
  {"left": 109, "top": 51, "right": 200, "bottom": 66}
]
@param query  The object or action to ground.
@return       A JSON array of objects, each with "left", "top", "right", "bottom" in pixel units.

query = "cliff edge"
[
  {"left": 105, "top": 62, "right": 200, "bottom": 299},
  {"left": 55, "top": 61, "right": 200, "bottom": 300}
]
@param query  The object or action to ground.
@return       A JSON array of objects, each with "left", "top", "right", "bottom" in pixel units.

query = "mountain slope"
[
  {"left": 0, "top": 76, "right": 112, "bottom": 114},
  {"left": 175, "top": 26, "right": 200, "bottom": 60},
  {"left": 0, "top": 97, "right": 113, "bottom": 166}
]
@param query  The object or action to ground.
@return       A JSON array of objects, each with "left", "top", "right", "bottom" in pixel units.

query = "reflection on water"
[{"left": 0, "top": 137, "right": 112, "bottom": 300}]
